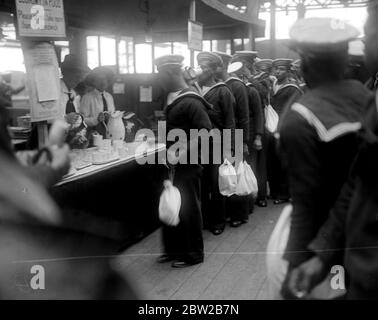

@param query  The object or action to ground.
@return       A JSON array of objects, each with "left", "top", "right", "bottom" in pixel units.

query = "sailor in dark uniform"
[
  {"left": 269, "top": 59, "right": 303, "bottom": 204},
  {"left": 285, "top": 4, "right": 378, "bottom": 300},
  {"left": 215, "top": 52, "right": 250, "bottom": 227},
  {"left": 196, "top": 51, "right": 236, "bottom": 235},
  {"left": 271, "top": 17, "right": 373, "bottom": 298},
  {"left": 250, "top": 59, "right": 275, "bottom": 207},
  {"left": 231, "top": 52, "right": 264, "bottom": 214},
  {"left": 155, "top": 55, "right": 213, "bottom": 268}
]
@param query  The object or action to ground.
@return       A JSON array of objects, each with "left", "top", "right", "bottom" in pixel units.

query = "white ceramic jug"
[{"left": 106, "top": 111, "right": 125, "bottom": 141}]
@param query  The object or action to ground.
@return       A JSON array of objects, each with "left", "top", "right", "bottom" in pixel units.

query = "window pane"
[
  {"left": 154, "top": 43, "right": 172, "bottom": 59},
  {"left": 173, "top": 42, "right": 190, "bottom": 67},
  {"left": 87, "top": 36, "right": 99, "bottom": 69},
  {"left": 118, "top": 40, "right": 128, "bottom": 74},
  {"left": 100, "top": 36, "right": 116, "bottom": 66},
  {"left": 0, "top": 47, "right": 25, "bottom": 72},
  {"left": 233, "top": 39, "right": 243, "bottom": 53},
  {"left": 202, "top": 40, "right": 211, "bottom": 52},
  {"left": 127, "top": 40, "right": 135, "bottom": 73},
  {"left": 135, "top": 43, "right": 153, "bottom": 73},
  {"left": 243, "top": 38, "right": 250, "bottom": 50},
  {"left": 212, "top": 40, "right": 231, "bottom": 54}
]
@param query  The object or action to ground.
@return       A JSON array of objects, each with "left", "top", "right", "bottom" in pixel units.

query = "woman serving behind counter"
[{"left": 79, "top": 67, "right": 116, "bottom": 138}]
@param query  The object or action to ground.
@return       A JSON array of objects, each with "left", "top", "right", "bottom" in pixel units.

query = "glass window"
[
  {"left": 154, "top": 42, "right": 172, "bottom": 59},
  {"left": 87, "top": 36, "right": 99, "bottom": 69},
  {"left": 118, "top": 37, "right": 134, "bottom": 74},
  {"left": 202, "top": 40, "right": 211, "bottom": 52},
  {"left": 135, "top": 43, "right": 153, "bottom": 73},
  {"left": 0, "top": 47, "right": 25, "bottom": 72},
  {"left": 100, "top": 36, "right": 116, "bottom": 66},
  {"left": 173, "top": 42, "right": 190, "bottom": 67},
  {"left": 212, "top": 40, "right": 231, "bottom": 54},
  {"left": 233, "top": 39, "right": 243, "bottom": 53}
]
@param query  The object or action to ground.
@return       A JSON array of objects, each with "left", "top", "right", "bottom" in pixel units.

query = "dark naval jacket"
[
  {"left": 308, "top": 90, "right": 378, "bottom": 299},
  {"left": 225, "top": 77, "right": 250, "bottom": 143},
  {"left": 271, "top": 81, "right": 302, "bottom": 117},
  {"left": 203, "top": 82, "right": 235, "bottom": 131},
  {"left": 279, "top": 79, "right": 374, "bottom": 269}
]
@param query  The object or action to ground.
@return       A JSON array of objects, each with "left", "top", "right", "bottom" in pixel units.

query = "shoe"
[
  {"left": 157, "top": 254, "right": 175, "bottom": 264},
  {"left": 211, "top": 227, "right": 224, "bottom": 236},
  {"left": 230, "top": 220, "right": 242, "bottom": 228},
  {"left": 273, "top": 199, "right": 290, "bottom": 205},
  {"left": 256, "top": 199, "right": 268, "bottom": 207},
  {"left": 171, "top": 260, "right": 202, "bottom": 268}
]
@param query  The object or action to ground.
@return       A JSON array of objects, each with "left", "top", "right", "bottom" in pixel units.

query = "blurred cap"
[
  {"left": 272, "top": 58, "right": 293, "bottom": 69},
  {"left": 227, "top": 61, "right": 243, "bottom": 74},
  {"left": 197, "top": 51, "right": 224, "bottom": 68},
  {"left": 233, "top": 50, "right": 258, "bottom": 65},
  {"left": 255, "top": 59, "right": 273, "bottom": 72},
  {"left": 214, "top": 51, "right": 233, "bottom": 66},
  {"left": 61, "top": 54, "right": 91, "bottom": 73},
  {"left": 154, "top": 54, "right": 184, "bottom": 69},
  {"left": 289, "top": 17, "right": 360, "bottom": 55}
]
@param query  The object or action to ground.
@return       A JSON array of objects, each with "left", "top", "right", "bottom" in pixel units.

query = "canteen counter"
[{"left": 51, "top": 142, "right": 167, "bottom": 250}]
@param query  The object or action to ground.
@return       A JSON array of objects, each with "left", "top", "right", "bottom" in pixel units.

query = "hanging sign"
[
  {"left": 188, "top": 20, "right": 203, "bottom": 51},
  {"left": 22, "top": 42, "right": 61, "bottom": 122},
  {"left": 15, "top": 0, "right": 67, "bottom": 39}
]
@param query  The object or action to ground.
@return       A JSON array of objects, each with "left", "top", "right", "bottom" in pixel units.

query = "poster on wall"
[
  {"left": 15, "top": 0, "right": 67, "bottom": 39},
  {"left": 188, "top": 20, "right": 203, "bottom": 51},
  {"left": 140, "top": 86, "right": 152, "bottom": 102},
  {"left": 22, "top": 42, "right": 61, "bottom": 122}
]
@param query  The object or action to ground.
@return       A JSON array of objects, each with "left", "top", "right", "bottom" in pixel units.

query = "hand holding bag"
[
  {"left": 218, "top": 159, "right": 237, "bottom": 197},
  {"left": 265, "top": 104, "right": 279, "bottom": 133},
  {"left": 158, "top": 168, "right": 181, "bottom": 226},
  {"left": 235, "top": 161, "right": 258, "bottom": 197}
]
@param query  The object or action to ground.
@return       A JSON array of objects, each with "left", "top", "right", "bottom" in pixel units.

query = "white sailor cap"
[{"left": 289, "top": 17, "right": 360, "bottom": 54}]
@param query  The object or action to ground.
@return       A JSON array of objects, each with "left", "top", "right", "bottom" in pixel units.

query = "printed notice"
[
  {"left": 34, "top": 65, "right": 59, "bottom": 102},
  {"left": 140, "top": 86, "right": 152, "bottom": 102},
  {"left": 15, "top": 0, "right": 66, "bottom": 38}
]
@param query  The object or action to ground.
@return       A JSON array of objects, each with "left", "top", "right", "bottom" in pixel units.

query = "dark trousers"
[
  {"left": 162, "top": 164, "right": 204, "bottom": 263},
  {"left": 248, "top": 133, "right": 268, "bottom": 201},
  {"left": 201, "top": 163, "right": 226, "bottom": 230},
  {"left": 267, "top": 134, "right": 290, "bottom": 200}
]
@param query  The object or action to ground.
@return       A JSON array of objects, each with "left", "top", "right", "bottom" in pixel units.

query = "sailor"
[
  {"left": 286, "top": 2, "right": 378, "bottom": 299},
  {"left": 232, "top": 52, "right": 265, "bottom": 213},
  {"left": 268, "top": 58, "right": 303, "bottom": 205},
  {"left": 196, "top": 51, "right": 236, "bottom": 235},
  {"left": 272, "top": 17, "right": 373, "bottom": 298},
  {"left": 249, "top": 58, "right": 275, "bottom": 207},
  {"left": 215, "top": 51, "right": 250, "bottom": 227},
  {"left": 155, "top": 54, "right": 213, "bottom": 268}
]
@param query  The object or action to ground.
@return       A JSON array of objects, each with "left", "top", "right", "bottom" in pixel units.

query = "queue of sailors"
[{"left": 154, "top": 44, "right": 306, "bottom": 268}]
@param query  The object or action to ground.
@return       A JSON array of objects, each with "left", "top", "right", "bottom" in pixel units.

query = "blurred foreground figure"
[
  {"left": 0, "top": 151, "right": 138, "bottom": 299},
  {"left": 286, "top": 1, "right": 378, "bottom": 300}
]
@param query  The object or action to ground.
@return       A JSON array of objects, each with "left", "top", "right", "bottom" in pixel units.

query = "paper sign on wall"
[
  {"left": 22, "top": 42, "right": 61, "bottom": 122},
  {"left": 15, "top": 0, "right": 67, "bottom": 39},
  {"left": 188, "top": 20, "right": 203, "bottom": 51},
  {"left": 140, "top": 86, "right": 152, "bottom": 102},
  {"left": 34, "top": 65, "right": 59, "bottom": 102}
]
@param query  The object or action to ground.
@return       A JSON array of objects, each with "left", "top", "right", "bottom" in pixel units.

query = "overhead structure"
[{"left": 0, "top": 0, "right": 265, "bottom": 42}]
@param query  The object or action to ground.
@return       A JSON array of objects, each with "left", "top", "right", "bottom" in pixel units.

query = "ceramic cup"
[{"left": 93, "top": 134, "right": 103, "bottom": 147}]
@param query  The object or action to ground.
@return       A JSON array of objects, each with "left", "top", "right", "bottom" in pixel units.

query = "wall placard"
[
  {"left": 188, "top": 20, "right": 203, "bottom": 51},
  {"left": 15, "top": 0, "right": 67, "bottom": 39}
]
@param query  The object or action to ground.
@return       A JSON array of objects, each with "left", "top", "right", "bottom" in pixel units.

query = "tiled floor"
[{"left": 117, "top": 201, "right": 284, "bottom": 300}]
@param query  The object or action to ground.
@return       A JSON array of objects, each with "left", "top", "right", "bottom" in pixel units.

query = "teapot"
[{"left": 106, "top": 110, "right": 125, "bottom": 141}]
